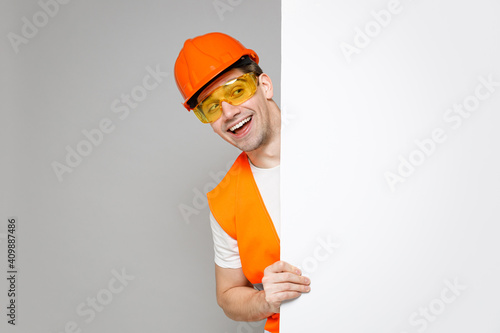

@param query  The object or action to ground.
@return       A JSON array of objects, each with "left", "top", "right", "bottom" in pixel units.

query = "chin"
[{"left": 236, "top": 138, "right": 265, "bottom": 153}]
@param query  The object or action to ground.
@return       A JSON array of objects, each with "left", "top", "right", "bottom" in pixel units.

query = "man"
[{"left": 174, "top": 32, "right": 311, "bottom": 333}]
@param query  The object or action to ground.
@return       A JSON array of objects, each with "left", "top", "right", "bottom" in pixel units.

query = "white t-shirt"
[{"left": 210, "top": 161, "right": 280, "bottom": 269}]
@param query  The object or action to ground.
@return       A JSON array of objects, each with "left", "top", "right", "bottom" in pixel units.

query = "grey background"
[{"left": 1, "top": 0, "right": 280, "bottom": 332}]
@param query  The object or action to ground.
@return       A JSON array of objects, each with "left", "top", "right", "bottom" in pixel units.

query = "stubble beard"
[{"left": 236, "top": 121, "right": 269, "bottom": 153}]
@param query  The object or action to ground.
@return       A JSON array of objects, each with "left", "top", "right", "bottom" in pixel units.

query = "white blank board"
[{"left": 281, "top": 0, "right": 500, "bottom": 332}]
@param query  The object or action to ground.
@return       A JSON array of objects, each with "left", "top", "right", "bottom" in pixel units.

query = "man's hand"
[{"left": 262, "top": 261, "right": 311, "bottom": 313}]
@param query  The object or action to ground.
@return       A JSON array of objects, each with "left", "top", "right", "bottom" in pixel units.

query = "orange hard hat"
[{"left": 174, "top": 32, "right": 259, "bottom": 111}]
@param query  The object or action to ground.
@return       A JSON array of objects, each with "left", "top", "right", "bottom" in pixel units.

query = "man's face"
[{"left": 198, "top": 68, "right": 278, "bottom": 152}]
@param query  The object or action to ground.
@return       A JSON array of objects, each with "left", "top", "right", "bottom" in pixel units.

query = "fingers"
[
  {"left": 263, "top": 271, "right": 310, "bottom": 287},
  {"left": 263, "top": 278, "right": 311, "bottom": 294},
  {"left": 264, "top": 260, "right": 302, "bottom": 275},
  {"left": 263, "top": 261, "right": 310, "bottom": 286},
  {"left": 262, "top": 261, "right": 311, "bottom": 313}
]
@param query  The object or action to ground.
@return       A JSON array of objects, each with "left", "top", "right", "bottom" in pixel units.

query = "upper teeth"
[{"left": 230, "top": 117, "right": 251, "bottom": 132}]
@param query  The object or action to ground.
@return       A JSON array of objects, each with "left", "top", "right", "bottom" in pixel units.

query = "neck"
[
  {"left": 247, "top": 143, "right": 280, "bottom": 168},
  {"left": 246, "top": 102, "right": 281, "bottom": 168}
]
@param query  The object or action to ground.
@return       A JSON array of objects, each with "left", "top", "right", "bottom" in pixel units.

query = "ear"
[{"left": 258, "top": 73, "right": 274, "bottom": 100}]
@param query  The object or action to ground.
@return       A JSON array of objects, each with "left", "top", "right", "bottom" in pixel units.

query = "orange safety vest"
[{"left": 207, "top": 152, "right": 281, "bottom": 333}]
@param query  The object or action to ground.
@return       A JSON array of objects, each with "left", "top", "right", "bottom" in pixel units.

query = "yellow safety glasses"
[{"left": 193, "top": 72, "right": 258, "bottom": 123}]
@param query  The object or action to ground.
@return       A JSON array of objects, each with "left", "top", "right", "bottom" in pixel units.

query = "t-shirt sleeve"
[{"left": 210, "top": 211, "right": 242, "bottom": 269}]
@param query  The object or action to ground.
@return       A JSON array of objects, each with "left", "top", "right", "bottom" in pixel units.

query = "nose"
[{"left": 221, "top": 100, "right": 241, "bottom": 119}]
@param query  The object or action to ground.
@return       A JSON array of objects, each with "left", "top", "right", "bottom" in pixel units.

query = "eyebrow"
[
  {"left": 199, "top": 76, "right": 246, "bottom": 103},
  {"left": 202, "top": 95, "right": 218, "bottom": 104}
]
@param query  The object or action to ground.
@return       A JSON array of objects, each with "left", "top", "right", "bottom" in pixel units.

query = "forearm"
[{"left": 218, "top": 285, "right": 275, "bottom": 321}]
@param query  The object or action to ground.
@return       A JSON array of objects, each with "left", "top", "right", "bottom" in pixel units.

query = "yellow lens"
[
  {"left": 193, "top": 109, "right": 210, "bottom": 123},
  {"left": 193, "top": 73, "right": 258, "bottom": 123}
]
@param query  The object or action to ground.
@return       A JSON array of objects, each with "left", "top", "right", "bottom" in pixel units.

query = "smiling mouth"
[{"left": 228, "top": 116, "right": 252, "bottom": 134}]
